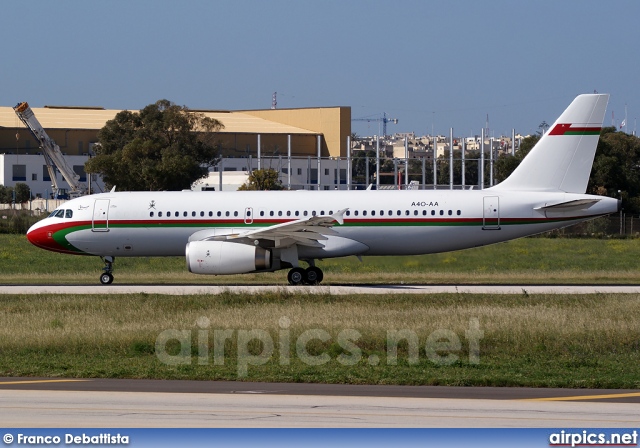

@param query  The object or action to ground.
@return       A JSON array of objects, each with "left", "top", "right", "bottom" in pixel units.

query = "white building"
[{"left": 0, "top": 154, "right": 105, "bottom": 198}]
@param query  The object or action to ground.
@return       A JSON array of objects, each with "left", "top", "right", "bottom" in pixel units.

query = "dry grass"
[
  {"left": 1, "top": 292, "right": 639, "bottom": 386},
  {"left": 2, "top": 292, "right": 639, "bottom": 353}
]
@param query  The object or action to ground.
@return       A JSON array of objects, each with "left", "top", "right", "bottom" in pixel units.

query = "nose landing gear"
[{"left": 100, "top": 256, "right": 115, "bottom": 284}]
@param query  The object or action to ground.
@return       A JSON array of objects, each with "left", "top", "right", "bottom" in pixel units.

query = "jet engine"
[{"left": 186, "top": 241, "right": 271, "bottom": 275}]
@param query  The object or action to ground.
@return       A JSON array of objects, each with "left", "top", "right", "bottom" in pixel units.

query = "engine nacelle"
[{"left": 186, "top": 241, "right": 271, "bottom": 275}]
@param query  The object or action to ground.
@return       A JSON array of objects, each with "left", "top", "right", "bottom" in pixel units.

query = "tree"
[
  {"left": 537, "top": 121, "right": 549, "bottom": 136},
  {"left": 0, "top": 186, "right": 11, "bottom": 204},
  {"left": 14, "top": 183, "right": 31, "bottom": 203},
  {"left": 434, "top": 150, "right": 482, "bottom": 187},
  {"left": 587, "top": 127, "right": 640, "bottom": 213},
  {"left": 351, "top": 150, "right": 376, "bottom": 187},
  {"left": 85, "top": 100, "right": 224, "bottom": 191},
  {"left": 350, "top": 132, "right": 360, "bottom": 148},
  {"left": 238, "top": 169, "right": 284, "bottom": 191}
]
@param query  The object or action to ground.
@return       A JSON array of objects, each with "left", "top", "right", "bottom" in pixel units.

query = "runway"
[
  {"left": 0, "top": 378, "right": 638, "bottom": 427},
  {"left": 2, "top": 284, "right": 640, "bottom": 295}
]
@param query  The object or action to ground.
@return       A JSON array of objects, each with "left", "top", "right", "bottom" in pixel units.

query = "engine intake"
[{"left": 186, "top": 241, "right": 271, "bottom": 275}]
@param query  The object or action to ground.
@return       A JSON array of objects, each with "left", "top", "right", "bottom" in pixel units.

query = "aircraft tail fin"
[{"left": 491, "top": 94, "right": 609, "bottom": 193}]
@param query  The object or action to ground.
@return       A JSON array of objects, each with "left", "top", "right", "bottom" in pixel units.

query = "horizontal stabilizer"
[{"left": 534, "top": 199, "right": 600, "bottom": 211}]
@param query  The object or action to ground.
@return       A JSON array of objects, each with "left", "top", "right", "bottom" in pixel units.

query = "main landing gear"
[
  {"left": 287, "top": 265, "right": 324, "bottom": 286},
  {"left": 100, "top": 256, "right": 115, "bottom": 285}
]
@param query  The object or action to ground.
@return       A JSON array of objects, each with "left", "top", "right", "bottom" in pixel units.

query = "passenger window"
[
  {"left": 303, "top": 211, "right": 308, "bottom": 216},
  {"left": 354, "top": 211, "right": 359, "bottom": 216},
  {"left": 345, "top": 211, "right": 350, "bottom": 216},
  {"left": 278, "top": 211, "right": 282, "bottom": 216},
  {"left": 287, "top": 211, "right": 291, "bottom": 216},
  {"left": 457, "top": 210, "right": 461, "bottom": 216},
  {"left": 209, "top": 211, "right": 213, "bottom": 217},
  {"left": 320, "top": 210, "right": 325, "bottom": 215},
  {"left": 295, "top": 211, "right": 300, "bottom": 216},
  {"left": 431, "top": 210, "right": 435, "bottom": 216},
  {"left": 65, "top": 209, "right": 73, "bottom": 218},
  {"left": 158, "top": 211, "right": 163, "bottom": 217},
  {"left": 380, "top": 210, "right": 384, "bottom": 216},
  {"left": 150, "top": 211, "right": 154, "bottom": 217},
  {"left": 183, "top": 211, "right": 188, "bottom": 217},
  {"left": 192, "top": 211, "right": 196, "bottom": 217},
  {"left": 448, "top": 210, "right": 452, "bottom": 216},
  {"left": 371, "top": 210, "right": 375, "bottom": 216},
  {"left": 440, "top": 210, "right": 444, "bottom": 216},
  {"left": 270, "top": 211, "right": 274, "bottom": 216},
  {"left": 167, "top": 211, "right": 172, "bottom": 217},
  {"left": 389, "top": 210, "right": 392, "bottom": 215},
  {"left": 413, "top": 210, "right": 418, "bottom": 216},
  {"left": 260, "top": 211, "right": 264, "bottom": 217},
  {"left": 225, "top": 211, "right": 230, "bottom": 217},
  {"left": 397, "top": 210, "right": 401, "bottom": 216},
  {"left": 422, "top": 210, "right": 427, "bottom": 216},
  {"left": 217, "top": 211, "right": 222, "bottom": 217},
  {"left": 405, "top": 210, "right": 409, "bottom": 216},
  {"left": 363, "top": 210, "right": 368, "bottom": 216},
  {"left": 234, "top": 211, "right": 238, "bottom": 217},
  {"left": 312, "top": 211, "right": 316, "bottom": 216}
]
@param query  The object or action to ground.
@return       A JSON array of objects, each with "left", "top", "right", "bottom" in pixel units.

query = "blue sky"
[{"left": 3, "top": 0, "right": 639, "bottom": 137}]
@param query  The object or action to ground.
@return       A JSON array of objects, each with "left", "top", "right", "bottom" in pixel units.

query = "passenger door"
[
  {"left": 482, "top": 196, "right": 500, "bottom": 230},
  {"left": 92, "top": 199, "right": 110, "bottom": 232}
]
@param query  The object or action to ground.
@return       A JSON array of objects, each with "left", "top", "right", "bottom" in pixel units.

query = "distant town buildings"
[{"left": 352, "top": 132, "right": 527, "bottom": 161}]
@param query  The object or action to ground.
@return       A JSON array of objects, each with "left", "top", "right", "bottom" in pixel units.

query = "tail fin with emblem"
[{"left": 491, "top": 94, "right": 609, "bottom": 193}]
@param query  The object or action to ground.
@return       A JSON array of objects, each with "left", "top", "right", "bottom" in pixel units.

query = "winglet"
[{"left": 331, "top": 208, "right": 348, "bottom": 225}]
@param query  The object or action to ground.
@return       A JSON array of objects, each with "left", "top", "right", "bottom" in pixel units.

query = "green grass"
[
  {"left": 3, "top": 234, "right": 640, "bottom": 387},
  {"left": 2, "top": 234, "right": 640, "bottom": 284},
  {"left": 1, "top": 292, "right": 639, "bottom": 388}
]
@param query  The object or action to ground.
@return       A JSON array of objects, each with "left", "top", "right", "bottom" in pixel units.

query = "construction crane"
[
  {"left": 13, "top": 102, "right": 87, "bottom": 199},
  {"left": 351, "top": 112, "right": 398, "bottom": 137}
]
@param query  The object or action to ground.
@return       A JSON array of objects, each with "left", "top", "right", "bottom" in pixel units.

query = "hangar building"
[{"left": 0, "top": 104, "right": 351, "bottom": 196}]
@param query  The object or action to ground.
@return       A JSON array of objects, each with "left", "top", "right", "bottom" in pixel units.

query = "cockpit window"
[
  {"left": 65, "top": 209, "right": 73, "bottom": 219},
  {"left": 48, "top": 209, "right": 59, "bottom": 218},
  {"left": 51, "top": 209, "right": 65, "bottom": 218}
]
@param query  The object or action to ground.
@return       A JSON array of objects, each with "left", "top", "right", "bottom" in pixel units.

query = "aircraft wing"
[{"left": 200, "top": 208, "right": 348, "bottom": 248}]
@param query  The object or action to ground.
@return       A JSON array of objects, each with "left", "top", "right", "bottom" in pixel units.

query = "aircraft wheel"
[
  {"left": 100, "top": 273, "right": 114, "bottom": 285},
  {"left": 287, "top": 267, "right": 305, "bottom": 285},
  {"left": 304, "top": 266, "right": 323, "bottom": 285}
]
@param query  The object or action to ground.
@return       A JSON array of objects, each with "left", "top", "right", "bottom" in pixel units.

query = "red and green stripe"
[{"left": 548, "top": 123, "right": 601, "bottom": 136}]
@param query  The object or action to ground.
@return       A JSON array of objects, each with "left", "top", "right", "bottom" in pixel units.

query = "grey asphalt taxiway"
[{"left": 0, "top": 378, "right": 638, "bottom": 427}]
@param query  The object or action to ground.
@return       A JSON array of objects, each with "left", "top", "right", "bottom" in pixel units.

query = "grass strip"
[
  {"left": 0, "top": 292, "right": 638, "bottom": 388},
  {"left": 3, "top": 235, "right": 640, "bottom": 284}
]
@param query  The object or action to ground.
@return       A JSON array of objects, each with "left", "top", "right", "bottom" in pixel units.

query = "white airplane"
[{"left": 27, "top": 94, "right": 618, "bottom": 285}]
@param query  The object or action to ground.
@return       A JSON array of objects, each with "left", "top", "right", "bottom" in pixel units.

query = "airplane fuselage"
[{"left": 27, "top": 189, "right": 618, "bottom": 260}]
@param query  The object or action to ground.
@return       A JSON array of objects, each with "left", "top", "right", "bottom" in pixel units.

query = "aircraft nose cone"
[{"left": 26, "top": 223, "right": 55, "bottom": 251}]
